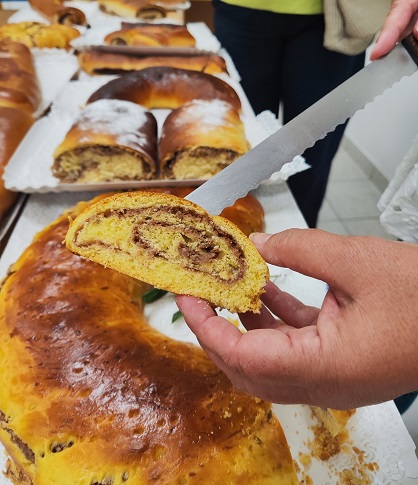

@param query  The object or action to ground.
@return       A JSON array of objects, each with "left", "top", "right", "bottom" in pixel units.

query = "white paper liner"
[
  {"left": 32, "top": 49, "right": 80, "bottom": 118},
  {"left": 70, "top": 20, "right": 221, "bottom": 52},
  {"left": 0, "top": 185, "right": 416, "bottom": 484},
  {"left": 4, "top": 78, "right": 307, "bottom": 193}
]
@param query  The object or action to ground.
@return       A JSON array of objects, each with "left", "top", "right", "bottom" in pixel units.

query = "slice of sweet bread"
[{"left": 65, "top": 191, "right": 269, "bottom": 313}]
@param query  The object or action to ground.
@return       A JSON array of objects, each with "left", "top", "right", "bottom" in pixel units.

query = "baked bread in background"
[
  {"left": 0, "top": 21, "right": 80, "bottom": 49},
  {"left": 87, "top": 66, "right": 241, "bottom": 112},
  {"left": 104, "top": 22, "right": 196, "bottom": 47},
  {"left": 29, "top": 0, "right": 87, "bottom": 26},
  {"left": 66, "top": 190, "right": 268, "bottom": 313},
  {"left": 0, "top": 191, "right": 297, "bottom": 484},
  {"left": 0, "top": 40, "right": 39, "bottom": 225},
  {"left": 52, "top": 99, "right": 158, "bottom": 183},
  {"left": 0, "top": 107, "right": 33, "bottom": 223},
  {"left": 99, "top": 0, "right": 190, "bottom": 19},
  {"left": 77, "top": 48, "right": 228, "bottom": 75},
  {"left": 99, "top": 0, "right": 167, "bottom": 20},
  {"left": 0, "top": 39, "right": 41, "bottom": 114},
  {"left": 159, "top": 99, "right": 249, "bottom": 179}
]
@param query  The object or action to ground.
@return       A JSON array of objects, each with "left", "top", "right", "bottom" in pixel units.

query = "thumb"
[{"left": 250, "top": 229, "right": 377, "bottom": 296}]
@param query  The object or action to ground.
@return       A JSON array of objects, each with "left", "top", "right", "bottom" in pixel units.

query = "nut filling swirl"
[{"left": 75, "top": 205, "right": 246, "bottom": 283}]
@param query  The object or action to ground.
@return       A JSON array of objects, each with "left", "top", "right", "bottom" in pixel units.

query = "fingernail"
[{"left": 249, "top": 233, "right": 273, "bottom": 245}]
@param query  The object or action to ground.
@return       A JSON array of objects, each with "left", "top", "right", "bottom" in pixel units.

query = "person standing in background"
[{"left": 212, "top": 0, "right": 390, "bottom": 228}]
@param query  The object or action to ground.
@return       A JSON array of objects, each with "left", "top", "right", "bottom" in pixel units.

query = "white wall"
[{"left": 345, "top": 67, "right": 418, "bottom": 181}]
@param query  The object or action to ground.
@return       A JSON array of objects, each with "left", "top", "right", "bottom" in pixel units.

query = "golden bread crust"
[
  {"left": 0, "top": 107, "right": 33, "bottom": 222},
  {"left": 65, "top": 191, "right": 268, "bottom": 313},
  {"left": 159, "top": 99, "right": 248, "bottom": 179},
  {"left": 0, "top": 191, "right": 297, "bottom": 484},
  {"left": 0, "top": 22, "right": 80, "bottom": 49},
  {"left": 99, "top": 0, "right": 167, "bottom": 19},
  {"left": 104, "top": 23, "right": 196, "bottom": 47},
  {"left": 29, "top": 0, "right": 87, "bottom": 26},
  {"left": 52, "top": 100, "right": 158, "bottom": 182},
  {"left": 87, "top": 66, "right": 241, "bottom": 112},
  {"left": 0, "top": 39, "right": 41, "bottom": 114},
  {"left": 77, "top": 49, "right": 228, "bottom": 75}
]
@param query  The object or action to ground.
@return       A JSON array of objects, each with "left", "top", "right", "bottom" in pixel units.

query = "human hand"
[
  {"left": 176, "top": 229, "right": 418, "bottom": 409},
  {"left": 371, "top": 0, "right": 418, "bottom": 60}
]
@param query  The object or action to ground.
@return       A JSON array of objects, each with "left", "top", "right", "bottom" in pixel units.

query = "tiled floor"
[
  {"left": 317, "top": 140, "right": 396, "bottom": 239},
  {"left": 318, "top": 141, "right": 418, "bottom": 453}
]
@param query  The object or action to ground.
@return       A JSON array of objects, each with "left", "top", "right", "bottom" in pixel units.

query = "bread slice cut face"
[{"left": 66, "top": 191, "right": 269, "bottom": 313}]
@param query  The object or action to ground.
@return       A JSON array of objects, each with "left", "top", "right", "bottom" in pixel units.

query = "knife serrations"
[{"left": 186, "top": 43, "right": 418, "bottom": 215}]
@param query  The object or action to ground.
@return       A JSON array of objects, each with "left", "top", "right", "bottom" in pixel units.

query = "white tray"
[
  {"left": 4, "top": 77, "right": 308, "bottom": 193},
  {"left": 32, "top": 49, "right": 79, "bottom": 118},
  {"left": 0, "top": 185, "right": 416, "bottom": 484},
  {"left": 71, "top": 20, "right": 221, "bottom": 52}
]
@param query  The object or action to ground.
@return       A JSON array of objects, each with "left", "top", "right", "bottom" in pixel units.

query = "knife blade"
[{"left": 186, "top": 36, "right": 418, "bottom": 215}]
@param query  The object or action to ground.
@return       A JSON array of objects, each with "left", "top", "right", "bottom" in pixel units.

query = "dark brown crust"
[
  {"left": 77, "top": 50, "right": 229, "bottom": 76},
  {"left": 87, "top": 66, "right": 240, "bottom": 111}
]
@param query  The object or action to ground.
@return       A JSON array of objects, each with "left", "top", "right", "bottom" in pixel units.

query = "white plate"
[
  {"left": 0, "top": 185, "right": 416, "bottom": 484},
  {"left": 32, "top": 49, "right": 79, "bottom": 118},
  {"left": 4, "top": 77, "right": 307, "bottom": 193},
  {"left": 70, "top": 20, "right": 221, "bottom": 52}
]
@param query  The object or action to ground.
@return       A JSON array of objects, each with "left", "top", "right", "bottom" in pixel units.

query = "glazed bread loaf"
[
  {"left": 99, "top": 0, "right": 190, "bottom": 18},
  {"left": 29, "top": 0, "right": 87, "bottom": 26},
  {"left": 87, "top": 66, "right": 241, "bottom": 112},
  {"left": 0, "top": 39, "right": 41, "bottom": 114},
  {"left": 159, "top": 99, "right": 249, "bottom": 179},
  {"left": 78, "top": 49, "right": 228, "bottom": 75},
  {"left": 99, "top": 0, "right": 167, "bottom": 19},
  {"left": 66, "top": 191, "right": 269, "bottom": 313},
  {"left": 52, "top": 99, "right": 158, "bottom": 183},
  {"left": 0, "top": 192, "right": 297, "bottom": 484},
  {"left": 0, "top": 107, "right": 33, "bottom": 222},
  {"left": 0, "top": 21, "right": 80, "bottom": 49},
  {"left": 104, "top": 23, "right": 196, "bottom": 47}
]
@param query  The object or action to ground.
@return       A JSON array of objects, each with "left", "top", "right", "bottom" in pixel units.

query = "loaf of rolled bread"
[
  {"left": 99, "top": 0, "right": 166, "bottom": 20},
  {"left": 52, "top": 99, "right": 158, "bottom": 183},
  {"left": 87, "top": 66, "right": 241, "bottom": 111},
  {"left": 77, "top": 48, "right": 228, "bottom": 75},
  {"left": 0, "top": 21, "right": 80, "bottom": 49},
  {"left": 66, "top": 191, "right": 269, "bottom": 313},
  {"left": 104, "top": 22, "right": 196, "bottom": 47},
  {"left": 0, "top": 39, "right": 41, "bottom": 114},
  {"left": 0, "top": 190, "right": 297, "bottom": 484},
  {"left": 0, "top": 107, "right": 33, "bottom": 223},
  {"left": 159, "top": 99, "right": 249, "bottom": 180},
  {"left": 29, "top": 0, "right": 87, "bottom": 26}
]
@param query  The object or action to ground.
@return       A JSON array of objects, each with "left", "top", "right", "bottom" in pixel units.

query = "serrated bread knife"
[{"left": 186, "top": 34, "right": 418, "bottom": 215}]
